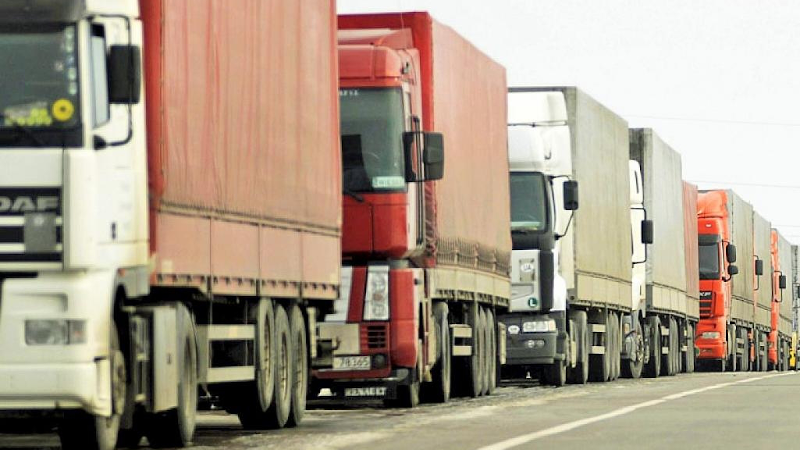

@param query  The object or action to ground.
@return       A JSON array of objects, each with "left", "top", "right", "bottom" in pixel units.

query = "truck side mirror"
[
  {"left": 423, "top": 132, "right": 444, "bottom": 181},
  {"left": 726, "top": 243, "right": 737, "bottom": 264},
  {"left": 728, "top": 264, "right": 739, "bottom": 277},
  {"left": 641, "top": 220, "right": 654, "bottom": 245},
  {"left": 755, "top": 258, "right": 764, "bottom": 276},
  {"left": 108, "top": 45, "right": 142, "bottom": 104},
  {"left": 563, "top": 181, "right": 579, "bottom": 211},
  {"left": 780, "top": 275, "right": 787, "bottom": 290}
]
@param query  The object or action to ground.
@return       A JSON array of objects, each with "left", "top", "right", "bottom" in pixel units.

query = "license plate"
[
  {"left": 344, "top": 386, "right": 387, "bottom": 397},
  {"left": 333, "top": 356, "right": 371, "bottom": 371}
]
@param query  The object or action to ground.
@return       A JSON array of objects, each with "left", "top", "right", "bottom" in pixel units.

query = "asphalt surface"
[{"left": 0, "top": 371, "right": 797, "bottom": 449}]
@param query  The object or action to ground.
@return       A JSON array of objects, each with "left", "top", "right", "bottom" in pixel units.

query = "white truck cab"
[{"left": 501, "top": 90, "right": 578, "bottom": 386}]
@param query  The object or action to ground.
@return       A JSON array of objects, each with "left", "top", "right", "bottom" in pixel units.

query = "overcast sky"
[{"left": 338, "top": 0, "right": 800, "bottom": 243}]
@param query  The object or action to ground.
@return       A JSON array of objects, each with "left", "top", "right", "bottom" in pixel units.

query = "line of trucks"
[{"left": 0, "top": 2, "right": 796, "bottom": 450}]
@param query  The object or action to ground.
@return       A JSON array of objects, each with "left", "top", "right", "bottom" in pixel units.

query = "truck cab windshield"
[
  {"left": 699, "top": 241, "right": 721, "bottom": 280},
  {"left": 340, "top": 88, "right": 406, "bottom": 193},
  {"left": 0, "top": 25, "right": 81, "bottom": 147},
  {"left": 510, "top": 172, "right": 549, "bottom": 233}
]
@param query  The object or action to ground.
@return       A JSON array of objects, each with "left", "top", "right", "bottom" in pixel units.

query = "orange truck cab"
[{"left": 696, "top": 191, "right": 738, "bottom": 369}]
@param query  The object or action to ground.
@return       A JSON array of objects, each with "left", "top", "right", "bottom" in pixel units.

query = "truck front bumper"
[
  {"left": 0, "top": 271, "right": 117, "bottom": 417},
  {"left": 696, "top": 340, "right": 726, "bottom": 359},
  {"left": 313, "top": 368, "right": 412, "bottom": 400},
  {"left": 0, "top": 361, "right": 105, "bottom": 414},
  {"left": 500, "top": 311, "right": 566, "bottom": 366}
]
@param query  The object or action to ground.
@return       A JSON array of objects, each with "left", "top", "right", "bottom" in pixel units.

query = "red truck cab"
[
  {"left": 313, "top": 18, "right": 444, "bottom": 405},
  {"left": 696, "top": 191, "right": 738, "bottom": 364}
]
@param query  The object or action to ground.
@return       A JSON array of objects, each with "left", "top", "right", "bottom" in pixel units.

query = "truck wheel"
[
  {"left": 424, "top": 302, "right": 451, "bottom": 403},
  {"left": 612, "top": 313, "right": 621, "bottom": 380},
  {"left": 485, "top": 308, "right": 498, "bottom": 394},
  {"left": 146, "top": 305, "right": 198, "bottom": 448},
  {"left": 753, "top": 331, "right": 760, "bottom": 372},
  {"left": 240, "top": 304, "right": 293, "bottom": 428},
  {"left": 394, "top": 368, "right": 421, "bottom": 408},
  {"left": 741, "top": 329, "right": 750, "bottom": 372},
  {"left": 661, "top": 318, "right": 673, "bottom": 377},
  {"left": 671, "top": 318, "right": 680, "bottom": 375},
  {"left": 606, "top": 313, "right": 616, "bottom": 381},
  {"left": 622, "top": 317, "right": 644, "bottom": 379},
  {"left": 737, "top": 328, "right": 747, "bottom": 372},
  {"left": 685, "top": 323, "right": 695, "bottom": 374},
  {"left": 568, "top": 311, "right": 589, "bottom": 384},
  {"left": 479, "top": 308, "right": 490, "bottom": 396},
  {"left": 286, "top": 304, "right": 308, "bottom": 427},
  {"left": 464, "top": 304, "right": 485, "bottom": 397},
  {"left": 644, "top": 316, "right": 661, "bottom": 378},
  {"left": 589, "top": 312, "right": 611, "bottom": 382},
  {"left": 59, "top": 323, "right": 126, "bottom": 450},
  {"left": 726, "top": 326, "right": 737, "bottom": 372},
  {"left": 268, "top": 304, "right": 293, "bottom": 425},
  {"left": 237, "top": 299, "right": 276, "bottom": 428}
]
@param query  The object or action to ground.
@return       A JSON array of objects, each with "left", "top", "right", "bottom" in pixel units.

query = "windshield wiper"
[
  {"left": 0, "top": 113, "right": 45, "bottom": 147},
  {"left": 343, "top": 187, "right": 365, "bottom": 203}
]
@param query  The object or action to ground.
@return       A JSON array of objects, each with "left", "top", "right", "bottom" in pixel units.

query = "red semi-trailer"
[
  {"left": 313, "top": 12, "right": 510, "bottom": 407},
  {"left": 0, "top": 1, "right": 339, "bottom": 449}
]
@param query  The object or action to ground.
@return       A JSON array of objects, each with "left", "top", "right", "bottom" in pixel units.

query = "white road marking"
[{"left": 477, "top": 372, "right": 795, "bottom": 450}]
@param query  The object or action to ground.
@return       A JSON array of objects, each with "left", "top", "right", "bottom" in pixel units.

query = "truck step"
[
  {"left": 451, "top": 324, "right": 473, "bottom": 339},
  {"left": 453, "top": 345, "right": 473, "bottom": 357},
  {"left": 591, "top": 324, "right": 606, "bottom": 334},
  {"left": 590, "top": 345, "right": 605, "bottom": 355},
  {"left": 205, "top": 366, "right": 255, "bottom": 384}
]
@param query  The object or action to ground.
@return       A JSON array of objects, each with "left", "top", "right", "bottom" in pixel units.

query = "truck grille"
[
  {"left": 699, "top": 291, "right": 713, "bottom": 318},
  {"left": 0, "top": 188, "right": 63, "bottom": 268},
  {"left": 362, "top": 324, "right": 388, "bottom": 350}
]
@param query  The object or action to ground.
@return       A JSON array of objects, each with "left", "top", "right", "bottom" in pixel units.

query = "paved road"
[{"left": 0, "top": 371, "right": 797, "bottom": 449}]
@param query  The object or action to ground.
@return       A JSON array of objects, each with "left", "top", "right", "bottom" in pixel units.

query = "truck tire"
[
  {"left": 237, "top": 299, "right": 276, "bottom": 428},
  {"left": 568, "top": 310, "right": 589, "bottom": 384},
  {"left": 644, "top": 316, "right": 661, "bottom": 378},
  {"left": 485, "top": 308, "right": 498, "bottom": 394},
  {"left": 741, "top": 329, "right": 750, "bottom": 372},
  {"left": 622, "top": 317, "right": 644, "bottom": 379},
  {"left": 685, "top": 323, "right": 695, "bottom": 374},
  {"left": 286, "top": 304, "right": 308, "bottom": 427},
  {"left": 661, "top": 318, "right": 673, "bottom": 377},
  {"left": 726, "top": 326, "right": 737, "bottom": 372},
  {"left": 240, "top": 304, "right": 293, "bottom": 428},
  {"left": 671, "top": 319, "right": 680, "bottom": 375},
  {"left": 479, "top": 308, "right": 490, "bottom": 396},
  {"left": 423, "top": 302, "right": 451, "bottom": 403},
  {"left": 59, "top": 323, "right": 126, "bottom": 450},
  {"left": 609, "top": 312, "right": 619, "bottom": 381},
  {"left": 146, "top": 304, "right": 198, "bottom": 448},
  {"left": 752, "top": 331, "right": 760, "bottom": 372},
  {"left": 736, "top": 328, "right": 747, "bottom": 372},
  {"left": 782, "top": 341, "right": 789, "bottom": 371},
  {"left": 462, "top": 304, "right": 485, "bottom": 397},
  {"left": 589, "top": 312, "right": 611, "bottom": 382}
]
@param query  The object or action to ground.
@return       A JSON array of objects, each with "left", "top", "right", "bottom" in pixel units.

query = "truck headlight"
[
  {"left": 363, "top": 267, "right": 390, "bottom": 321},
  {"left": 522, "top": 319, "right": 556, "bottom": 333},
  {"left": 25, "top": 320, "right": 86, "bottom": 345},
  {"left": 701, "top": 331, "right": 720, "bottom": 340}
]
